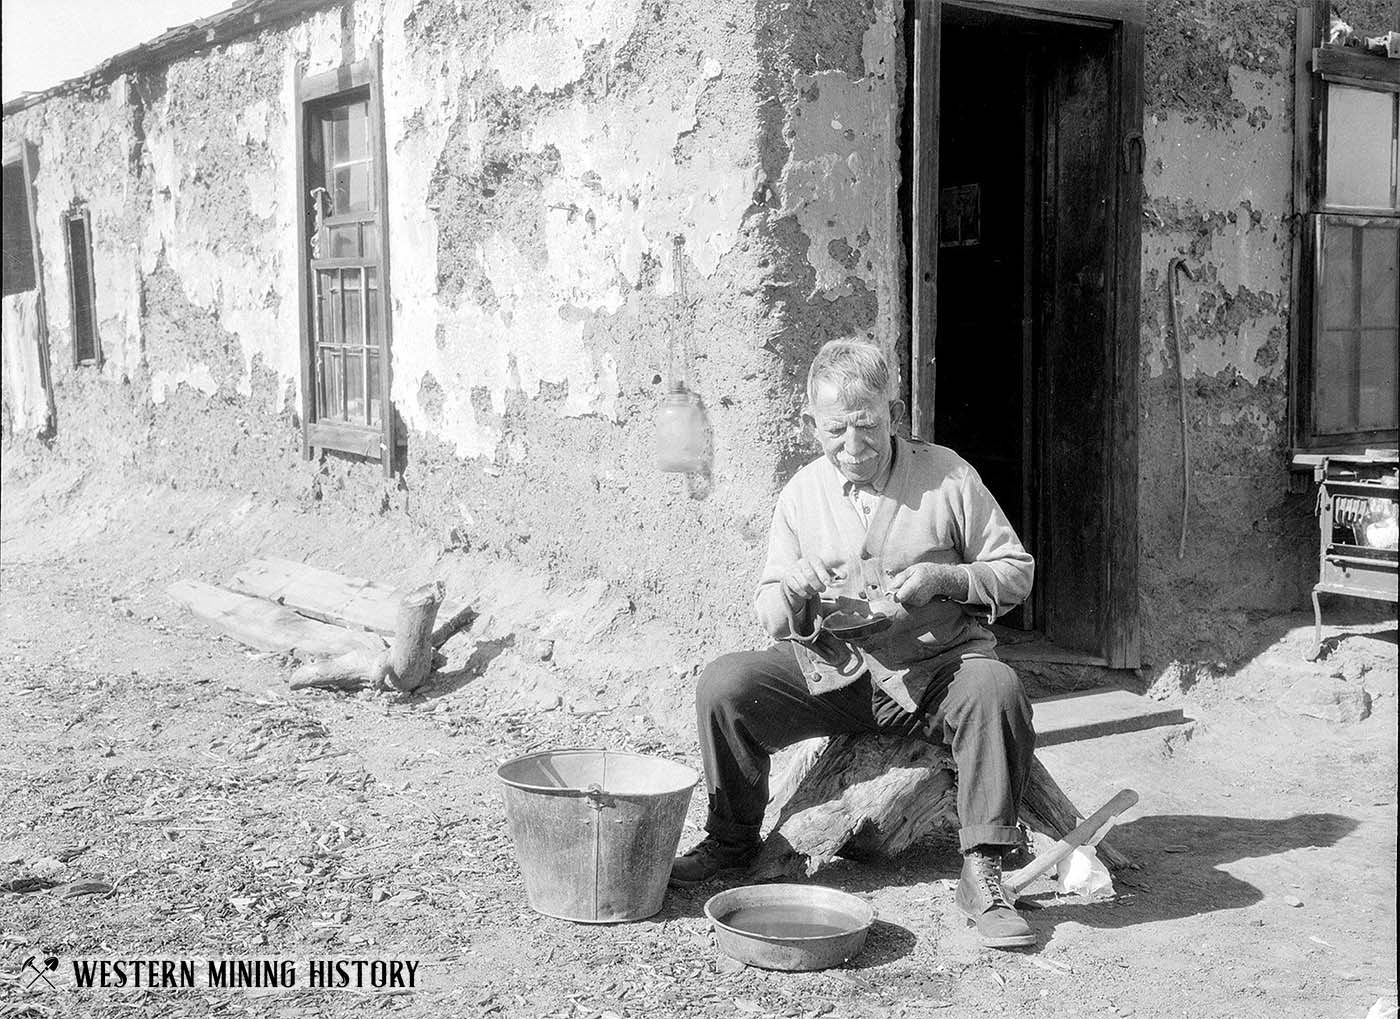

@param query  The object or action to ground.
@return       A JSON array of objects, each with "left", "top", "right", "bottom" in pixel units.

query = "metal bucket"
[{"left": 497, "top": 748, "right": 699, "bottom": 923}]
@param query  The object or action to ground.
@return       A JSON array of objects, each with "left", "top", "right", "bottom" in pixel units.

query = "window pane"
[
  {"left": 317, "top": 271, "right": 342, "bottom": 346},
  {"left": 1359, "top": 328, "right": 1399, "bottom": 431},
  {"left": 1326, "top": 86, "right": 1396, "bottom": 209},
  {"left": 366, "top": 267, "right": 379, "bottom": 344},
  {"left": 1315, "top": 329, "right": 1356, "bottom": 434},
  {"left": 362, "top": 224, "right": 378, "bottom": 259},
  {"left": 332, "top": 164, "right": 370, "bottom": 214},
  {"left": 1360, "top": 226, "right": 1399, "bottom": 327},
  {"left": 1322, "top": 222, "right": 1356, "bottom": 329},
  {"left": 328, "top": 224, "right": 359, "bottom": 258},
  {"left": 346, "top": 101, "right": 369, "bottom": 161},
  {"left": 319, "top": 347, "right": 344, "bottom": 421},
  {"left": 344, "top": 349, "right": 365, "bottom": 424},
  {"left": 367, "top": 349, "right": 381, "bottom": 427},
  {"left": 331, "top": 108, "right": 349, "bottom": 163},
  {"left": 342, "top": 268, "right": 363, "bottom": 347}
]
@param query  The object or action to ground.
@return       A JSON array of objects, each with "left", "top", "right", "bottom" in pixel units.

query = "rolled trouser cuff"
[{"left": 958, "top": 824, "right": 1023, "bottom": 854}]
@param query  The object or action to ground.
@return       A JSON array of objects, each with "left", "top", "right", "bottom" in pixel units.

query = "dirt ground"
[{"left": 1, "top": 462, "right": 1396, "bottom": 1019}]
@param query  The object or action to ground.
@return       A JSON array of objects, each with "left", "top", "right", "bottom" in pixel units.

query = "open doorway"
[{"left": 910, "top": 1, "right": 1144, "bottom": 667}]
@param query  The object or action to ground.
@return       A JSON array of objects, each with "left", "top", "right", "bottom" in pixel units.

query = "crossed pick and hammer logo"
[{"left": 20, "top": 956, "right": 59, "bottom": 991}]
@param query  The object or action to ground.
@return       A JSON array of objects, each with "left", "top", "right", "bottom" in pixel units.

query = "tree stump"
[
  {"left": 289, "top": 581, "right": 446, "bottom": 693},
  {"left": 383, "top": 581, "right": 446, "bottom": 693},
  {"left": 750, "top": 734, "right": 1131, "bottom": 881}
]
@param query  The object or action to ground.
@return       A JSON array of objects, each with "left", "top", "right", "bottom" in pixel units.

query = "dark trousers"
[{"left": 696, "top": 644, "right": 1035, "bottom": 853}]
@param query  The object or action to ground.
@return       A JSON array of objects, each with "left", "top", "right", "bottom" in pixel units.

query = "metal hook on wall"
[{"left": 1167, "top": 257, "right": 1196, "bottom": 561}]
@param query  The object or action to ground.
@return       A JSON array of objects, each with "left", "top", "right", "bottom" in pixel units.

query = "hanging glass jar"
[{"left": 656, "top": 235, "right": 712, "bottom": 476}]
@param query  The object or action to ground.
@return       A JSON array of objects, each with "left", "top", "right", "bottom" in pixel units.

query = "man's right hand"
[{"left": 781, "top": 557, "right": 843, "bottom": 602}]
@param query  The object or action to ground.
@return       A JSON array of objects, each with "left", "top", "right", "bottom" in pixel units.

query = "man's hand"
[
  {"left": 886, "top": 563, "right": 968, "bottom": 607},
  {"left": 781, "top": 557, "right": 843, "bottom": 603}
]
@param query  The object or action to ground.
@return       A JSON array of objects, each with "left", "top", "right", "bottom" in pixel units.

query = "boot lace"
[{"left": 969, "top": 850, "right": 1012, "bottom": 908}]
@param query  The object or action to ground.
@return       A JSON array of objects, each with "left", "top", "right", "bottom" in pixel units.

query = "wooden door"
[{"left": 911, "top": 1, "right": 1143, "bottom": 667}]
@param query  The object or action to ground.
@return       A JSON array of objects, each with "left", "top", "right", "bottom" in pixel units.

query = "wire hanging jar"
[{"left": 656, "top": 235, "right": 711, "bottom": 474}]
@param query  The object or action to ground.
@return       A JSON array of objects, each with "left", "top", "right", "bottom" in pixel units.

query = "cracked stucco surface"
[{"left": 1143, "top": 65, "right": 1292, "bottom": 386}]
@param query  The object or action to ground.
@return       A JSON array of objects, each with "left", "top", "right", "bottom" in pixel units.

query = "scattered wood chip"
[
  {"left": 61, "top": 880, "right": 114, "bottom": 897},
  {"left": 1, "top": 876, "right": 59, "bottom": 894}
]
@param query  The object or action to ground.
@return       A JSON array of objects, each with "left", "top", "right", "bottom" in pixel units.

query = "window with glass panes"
[
  {"left": 306, "top": 92, "right": 383, "bottom": 434},
  {"left": 1313, "top": 85, "right": 1399, "bottom": 442},
  {"left": 1294, "top": 11, "right": 1400, "bottom": 457}
]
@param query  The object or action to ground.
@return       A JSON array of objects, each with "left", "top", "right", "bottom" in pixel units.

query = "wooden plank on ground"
[
  {"left": 1032, "top": 688, "right": 1186, "bottom": 747},
  {"left": 227, "top": 558, "right": 468, "bottom": 635},
  {"left": 167, "top": 580, "right": 386, "bottom": 658}
]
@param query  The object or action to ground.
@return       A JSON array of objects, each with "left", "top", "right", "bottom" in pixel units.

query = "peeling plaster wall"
[
  {"left": 1138, "top": 1, "right": 1315, "bottom": 669},
  {"left": 1, "top": 0, "right": 911, "bottom": 659},
  {"left": 15, "top": 0, "right": 1337, "bottom": 679}
]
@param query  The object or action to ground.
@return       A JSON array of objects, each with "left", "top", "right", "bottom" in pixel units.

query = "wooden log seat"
[{"left": 751, "top": 734, "right": 1131, "bottom": 881}]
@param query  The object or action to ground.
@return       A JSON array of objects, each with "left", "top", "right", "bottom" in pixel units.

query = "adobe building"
[{"left": 3, "top": 0, "right": 1396, "bottom": 685}]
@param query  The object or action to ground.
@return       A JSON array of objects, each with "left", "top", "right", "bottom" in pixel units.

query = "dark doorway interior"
[
  {"left": 934, "top": 8, "right": 1119, "bottom": 659},
  {"left": 935, "top": 18, "right": 1034, "bottom": 627}
]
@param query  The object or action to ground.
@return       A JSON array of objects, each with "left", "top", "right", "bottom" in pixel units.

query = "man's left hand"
[{"left": 886, "top": 563, "right": 969, "bottom": 607}]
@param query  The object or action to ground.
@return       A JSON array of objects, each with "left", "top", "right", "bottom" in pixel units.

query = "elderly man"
[{"left": 671, "top": 338, "right": 1038, "bottom": 948}]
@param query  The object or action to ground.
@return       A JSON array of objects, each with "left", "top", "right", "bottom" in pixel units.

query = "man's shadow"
[
  {"left": 767, "top": 811, "right": 1357, "bottom": 949},
  {"left": 1021, "top": 811, "right": 1359, "bottom": 937}
]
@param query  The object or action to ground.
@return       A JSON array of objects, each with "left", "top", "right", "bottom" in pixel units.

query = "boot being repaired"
[{"left": 956, "top": 846, "right": 1035, "bottom": 948}]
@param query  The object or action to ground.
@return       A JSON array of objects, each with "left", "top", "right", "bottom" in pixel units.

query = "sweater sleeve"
[
  {"left": 753, "top": 487, "right": 816, "bottom": 640},
  {"left": 954, "top": 466, "right": 1035, "bottom": 622}
]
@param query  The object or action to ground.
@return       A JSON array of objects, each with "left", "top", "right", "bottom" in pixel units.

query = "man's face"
[{"left": 806, "top": 381, "right": 899, "bottom": 486}]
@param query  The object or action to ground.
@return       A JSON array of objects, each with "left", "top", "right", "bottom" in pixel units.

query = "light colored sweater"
[{"left": 754, "top": 436, "right": 1035, "bottom": 708}]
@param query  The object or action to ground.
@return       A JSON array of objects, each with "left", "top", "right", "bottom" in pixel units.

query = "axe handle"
[{"left": 1005, "top": 788, "right": 1139, "bottom": 894}]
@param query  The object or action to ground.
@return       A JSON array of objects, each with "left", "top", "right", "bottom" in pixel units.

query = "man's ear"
[{"left": 888, "top": 399, "right": 907, "bottom": 425}]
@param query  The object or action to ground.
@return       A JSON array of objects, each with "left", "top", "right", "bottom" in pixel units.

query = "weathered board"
[
  {"left": 227, "top": 558, "right": 468, "bottom": 635},
  {"left": 1032, "top": 688, "right": 1186, "bottom": 748},
  {"left": 167, "top": 580, "right": 386, "bottom": 658}
]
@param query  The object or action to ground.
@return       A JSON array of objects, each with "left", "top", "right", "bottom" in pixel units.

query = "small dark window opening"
[
  {"left": 2, "top": 161, "right": 38, "bottom": 296},
  {"left": 63, "top": 207, "right": 100, "bottom": 366}
]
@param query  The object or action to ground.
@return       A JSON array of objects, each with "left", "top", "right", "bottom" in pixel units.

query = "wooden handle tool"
[{"left": 1004, "top": 788, "right": 1139, "bottom": 898}]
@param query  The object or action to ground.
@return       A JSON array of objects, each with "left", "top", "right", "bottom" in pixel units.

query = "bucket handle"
[{"left": 584, "top": 784, "right": 614, "bottom": 811}]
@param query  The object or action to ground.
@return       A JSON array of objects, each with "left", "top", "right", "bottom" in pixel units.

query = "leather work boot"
[
  {"left": 669, "top": 836, "right": 759, "bottom": 887},
  {"left": 955, "top": 846, "right": 1035, "bottom": 948}
]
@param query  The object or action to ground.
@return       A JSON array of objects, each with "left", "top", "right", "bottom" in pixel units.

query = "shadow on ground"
[
  {"left": 1025, "top": 811, "right": 1360, "bottom": 935},
  {"left": 693, "top": 811, "right": 1361, "bottom": 954}
]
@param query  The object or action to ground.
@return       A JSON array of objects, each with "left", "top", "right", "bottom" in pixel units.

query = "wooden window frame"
[
  {"left": 1290, "top": 2, "right": 1400, "bottom": 468},
  {"left": 61, "top": 204, "right": 102, "bottom": 368},
  {"left": 294, "top": 45, "right": 396, "bottom": 475}
]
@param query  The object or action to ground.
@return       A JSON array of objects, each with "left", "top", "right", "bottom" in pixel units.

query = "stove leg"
[{"left": 1307, "top": 587, "right": 1323, "bottom": 661}]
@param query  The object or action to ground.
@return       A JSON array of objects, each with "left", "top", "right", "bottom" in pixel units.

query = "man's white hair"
[{"left": 806, "top": 338, "right": 892, "bottom": 406}]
